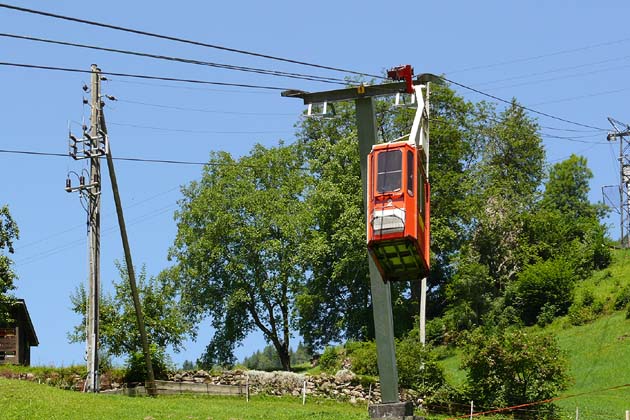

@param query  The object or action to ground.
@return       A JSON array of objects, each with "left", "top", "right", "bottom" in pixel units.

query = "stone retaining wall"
[{"left": 169, "top": 369, "right": 423, "bottom": 407}]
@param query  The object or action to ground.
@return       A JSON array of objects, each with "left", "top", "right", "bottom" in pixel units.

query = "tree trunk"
[{"left": 276, "top": 342, "right": 291, "bottom": 371}]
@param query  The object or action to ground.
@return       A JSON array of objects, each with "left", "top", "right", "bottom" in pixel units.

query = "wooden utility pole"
[
  {"left": 66, "top": 64, "right": 155, "bottom": 395},
  {"left": 86, "top": 63, "right": 102, "bottom": 392},
  {"left": 103, "top": 127, "right": 157, "bottom": 396}
]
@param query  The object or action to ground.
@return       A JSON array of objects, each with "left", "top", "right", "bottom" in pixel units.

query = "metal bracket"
[
  {"left": 306, "top": 101, "right": 336, "bottom": 119},
  {"left": 69, "top": 131, "right": 108, "bottom": 160}
]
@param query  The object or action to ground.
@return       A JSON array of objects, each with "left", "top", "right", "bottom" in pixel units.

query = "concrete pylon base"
[{"left": 368, "top": 401, "right": 424, "bottom": 419}]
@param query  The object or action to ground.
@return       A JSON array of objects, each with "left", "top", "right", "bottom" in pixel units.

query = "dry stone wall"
[{"left": 168, "top": 369, "right": 424, "bottom": 407}]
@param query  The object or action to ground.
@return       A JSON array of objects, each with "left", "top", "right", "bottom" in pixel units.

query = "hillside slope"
[{"left": 436, "top": 249, "right": 630, "bottom": 418}]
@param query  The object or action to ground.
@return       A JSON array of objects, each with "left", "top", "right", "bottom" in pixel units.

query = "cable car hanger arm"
[{"left": 281, "top": 72, "right": 441, "bottom": 105}]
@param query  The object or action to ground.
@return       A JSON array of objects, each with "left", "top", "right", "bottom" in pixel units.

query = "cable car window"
[
  {"left": 377, "top": 150, "right": 402, "bottom": 193},
  {"left": 407, "top": 150, "right": 414, "bottom": 196}
]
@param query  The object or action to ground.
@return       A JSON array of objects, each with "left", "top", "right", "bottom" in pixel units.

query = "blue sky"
[{"left": 1, "top": 1, "right": 628, "bottom": 367}]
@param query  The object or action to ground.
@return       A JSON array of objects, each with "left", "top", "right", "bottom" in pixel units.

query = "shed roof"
[{"left": 11, "top": 299, "right": 38, "bottom": 346}]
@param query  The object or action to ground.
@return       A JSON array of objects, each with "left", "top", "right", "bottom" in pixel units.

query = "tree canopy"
[
  {"left": 167, "top": 143, "right": 312, "bottom": 370},
  {"left": 69, "top": 261, "right": 191, "bottom": 361},
  {"left": 0, "top": 205, "right": 19, "bottom": 324}
]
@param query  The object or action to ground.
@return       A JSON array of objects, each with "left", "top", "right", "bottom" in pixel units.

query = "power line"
[
  {"left": 0, "top": 3, "right": 383, "bottom": 80},
  {"left": 0, "top": 32, "right": 347, "bottom": 85},
  {"left": 484, "top": 62, "right": 630, "bottom": 92},
  {"left": 0, "top": 148, "right": 309, "bottom": 170},
  {"left": 0, "top": 148, "right": 206, "bottom": 165},
  {"left": 0, "top": 61, "right": 290, "bottom": 90},
  {"left": 109, "top": 78, "right": 278, "bottom": 95},
  {"left": 16, "top": 185, "right": 181, "bottom": 251},
  {"left": 116, "top": 98, "right": 296, "bottom": 117},
  {"left": 445, "top": 35, "right": 630, "bottom": 75},
  {"left": 108, "top": 121, "right": 292, "bottom": 135},
  {"left": 440, "top": 76, "right": 609, "bottom": 131},
  {"left": 1, "top": 61, "right": 607, "bottom": 136},
  {"left": 473, "top": 54, "right": 630, "bottom": 88},
  {"left": 531, "top": 86, "right": 630, "bottom": 107}
]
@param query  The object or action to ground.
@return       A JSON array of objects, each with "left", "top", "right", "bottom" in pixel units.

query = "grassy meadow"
[{"left": 0, "top": 377, "right": 370, "bottom": 420}]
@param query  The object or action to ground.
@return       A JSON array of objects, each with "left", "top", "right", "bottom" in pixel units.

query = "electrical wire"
[
  {"left": 0, "top": 148, "right": 309, "bottom": 170},
  {"left": 472, "top": 54, "right": 630, "bottom": 88},
  {"left": 15, "top": 203, "right": 177, "bottom": 267},
  {"left": 16, "top": 185, "right": 181, "bottom": 251},
  {"left": 116, "top": 98, "right": 295, "bottom": 117},
  {"left": 530, "top": 86, "right": 630, "bottom": 107},
  {"left": 439, "top": 75, "right": 609, "bottom": 131},
  {"left": 0, "top": 3, "right": 383, "bottom": 80},
  {"left": 0, "top": 32, "right": 347, "bottom": 85},
  {"left": 109, "top": 78, "right": 278, "bottom": 95},
  {"left": 445, "top": 35, "right": 630, "bottom": 75},
  {"left": 108, "top": 121, "right": 292, "bottom": 135},
  {"left": 484, "top": 62, "right": 630, "bottom": 92},
  {"left": 0, "top": 61, "right": 290, "bottom": 91},
  {"left": 0, "top": 60, "right": 609, "bottom": 139}
]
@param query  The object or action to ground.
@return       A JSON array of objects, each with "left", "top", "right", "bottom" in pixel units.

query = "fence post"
[
  {"left": 246, "top": 375, "right": 249, "bottom": 402},
  {"left": 625, "top": 409, "right": 629, "bottom": 420},
  {"left": 302, "top": 380, "right": 307, "bottom": 405},
  {"left": 470, "top": 401, "right": 473, "bottom": 419},
  {"left": 575, "top": 406, "right": 578, "bottom": 420}
]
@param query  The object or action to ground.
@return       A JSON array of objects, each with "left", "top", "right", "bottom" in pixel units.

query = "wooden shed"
[{"left": 0, "top": 299, "right": 39, "bottom": 366}]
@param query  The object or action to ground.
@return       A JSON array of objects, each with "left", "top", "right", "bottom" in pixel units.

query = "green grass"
[{"left": 0, "top": 377, "right": 370, "bottom": 420}]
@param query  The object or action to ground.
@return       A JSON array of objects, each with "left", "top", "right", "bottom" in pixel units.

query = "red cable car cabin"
[{"left": 367, "top": 141, "right": 430, "bottom": 282}]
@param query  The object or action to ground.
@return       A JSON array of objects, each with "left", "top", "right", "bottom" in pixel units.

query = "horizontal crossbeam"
[{"left": 281, "top": 73, "right": 440, "bottom": 105}]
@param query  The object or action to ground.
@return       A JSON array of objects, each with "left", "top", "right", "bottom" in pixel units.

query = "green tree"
[
  {"left": 542, "top": 154, "right": 596, "bottom": 219},
  {"left": 69, "top": 262, "right": 191, "bottom": 360},
  {"left": 462, "top": 328, "right": 569, "bottom": 418},
  {"left": 0, "top": 205, "right": 19, "bottom": 324},
  {"left": 468, "top": 101, "right": 545, "bottom": 292},
  {"left": 508, "top": 258, "right": 575, "bottom": 325},
  {"left": 537, "top": 155, "right": 611, "bottom": 274},
  {"left": 167, "top": 143, "right": 311, "bottom": 370}
]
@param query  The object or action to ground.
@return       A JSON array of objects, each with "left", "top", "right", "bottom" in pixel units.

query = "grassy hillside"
[
  {"left": 434, "top": 249, "right": 630, "bottom": 419},
  {"left": 0, "top": 377, "right": 369, "bottom": 420}
]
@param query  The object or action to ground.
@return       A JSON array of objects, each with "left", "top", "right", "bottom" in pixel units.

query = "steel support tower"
[{"left": 607, "top": 117, "right": 630, "bottom": 248}]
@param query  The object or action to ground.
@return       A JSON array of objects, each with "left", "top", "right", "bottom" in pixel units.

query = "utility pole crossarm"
[{"left": 282, "top": 73, "right": 440, "bottom": 105}]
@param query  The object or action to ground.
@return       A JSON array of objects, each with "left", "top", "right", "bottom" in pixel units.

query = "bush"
[
  {"left": 462, "top": 328, "right": 568, "bottom": 417},
  {"left": 319, "top": 345, "right": 342, "bottom": 374},
  {"left": 512, "top": 258, "right": 575, "bottom": 325},
  {"left": 537, "top": 303, "right": 558, "bottom": 327},
  {"left": 345, "top": 341, "right": 378, "bottom": 376},
  {"left": 124, "top": 345, "right": 173, "bottom": 384},
  {"left": 614, "top": 284, "right": 630, "bottom": 310},
  {"left": 396, "top": 336, "right": 445, "bottom": 393}
]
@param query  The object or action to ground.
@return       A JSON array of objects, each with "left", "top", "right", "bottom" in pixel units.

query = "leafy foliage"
[
  {"left": 124, "top": 344, "right": 173, "bottom": 383},
  {"left": 167, "top": 143, "right": 311, "bottom": 370},
  {"left": 462, "top": 328, "right": 569, "bottom": 418},
  {"left": 0, "top": 205, "right": 19, "bottom": 323},
  {"left": 68, "top": 261, "right": 191, "bottom": 360},
  {"left": 509, "top": 258, "right": 576, "bottom": 326}
]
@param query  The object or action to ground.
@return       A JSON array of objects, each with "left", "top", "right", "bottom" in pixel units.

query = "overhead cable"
[
  {"left": 0, "top": 148, "right": 309, "bottom": 170},
  {"left": 0, "top": 32, "right": 346, "bottom": 85},
  {"left": 0, "top": 61, "right": 289, "bottom": 90},
  {"left": 440, "top": 76, "right": 609, "bottom": 131},
  {"left": 446, "top": 35, "right": 630, "bottom": 75},
  {"left": 0, "top": 3, "right": 383, "bottom": 79},
  {"left": 116, "top": 98, "right": 295, "bottom": 117}
]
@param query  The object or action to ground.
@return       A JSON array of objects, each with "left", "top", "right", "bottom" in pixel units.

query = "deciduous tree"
[
  {"left": 167, "top": 143, "right": 311, "bottom": 370},
  {"left": 0, "top": 205, "right": 19, "bottom": 324}
]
